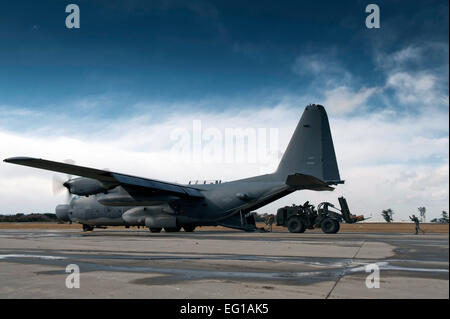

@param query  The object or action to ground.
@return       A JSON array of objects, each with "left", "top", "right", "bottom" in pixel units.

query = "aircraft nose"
[{"left": 55, "top": 204, "right": 71, "bottom": 222}]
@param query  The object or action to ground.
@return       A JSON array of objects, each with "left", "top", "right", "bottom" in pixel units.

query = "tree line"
[{"left": 0, "top": 213, "right": 59, "bottom": 223}]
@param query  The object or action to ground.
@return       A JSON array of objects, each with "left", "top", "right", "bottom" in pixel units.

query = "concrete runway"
[{"left": 0, "top": 228, "right": 448, "bottom": 298}]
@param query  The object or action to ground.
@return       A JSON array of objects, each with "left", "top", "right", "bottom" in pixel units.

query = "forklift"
[{"left": 276, "top": 196, "right": 364, "bottom": 234}]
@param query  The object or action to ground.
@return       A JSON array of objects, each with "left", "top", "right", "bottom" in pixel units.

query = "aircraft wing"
[{"left": 3, "top": 157, "right": 204, "bottom": 199}]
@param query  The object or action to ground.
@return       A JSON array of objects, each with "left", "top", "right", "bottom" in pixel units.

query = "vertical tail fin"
[{"left": 275, "top": 104, "right": 343, "bottom": 184}]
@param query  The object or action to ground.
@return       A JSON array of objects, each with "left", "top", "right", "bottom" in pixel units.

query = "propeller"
[
  {"left": 52, "top": 175, "right": 72, "bottom": 202},
  {"left": 52, "top": 159, "right": 75, "bottom": 203}
]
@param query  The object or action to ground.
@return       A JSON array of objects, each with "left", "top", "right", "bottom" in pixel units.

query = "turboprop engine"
[{"left": 63, "top": 177, "right": 114, "bottom": 196}]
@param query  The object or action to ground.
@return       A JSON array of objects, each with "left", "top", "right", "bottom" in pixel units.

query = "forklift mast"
[{"left": 338, "top": 196, "right": 363, "bottom": 223}]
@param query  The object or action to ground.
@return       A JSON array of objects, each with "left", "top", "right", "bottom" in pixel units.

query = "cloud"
[
  {"left": 291, "top": 52, "right": 381, "bottom": 115},
  {"left": 386, "top": 71, "right": 448, "bottom": 107},
  {"left": 374, "top": 45, "right": 423, "bottom": 70},
  {"left": 374, "top": 41, "right": 449, "bottom": 110},
  {"left": 321, "top": 86, "right": 378, "bottom": 115},
  {"left": 0, "top": 105, "right": 41, "bottom": 117},
  {"left": 293, "top": 41, "right": 449, "bottom": 115},
  {"left": 292, "top": 53, "right": 353, "bottom": 85}
]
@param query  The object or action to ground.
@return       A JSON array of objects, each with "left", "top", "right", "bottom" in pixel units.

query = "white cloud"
[
  {"left": 374, "top": 45, "right": 423, "bottom": 70},
  {"left": 321, "top": 86, "right": 378, "bottom": 115},
  {"left": 292, "top": 53, "right": 353, "bottom": 85},
  {"left": 375, "top": 42, "right": 449, "bottom": 72},
  {"left": 386, "top": 71, "right": 448, "bottom": 107},
  {"left": 374, "top": 41, "right": 449, "bottom": 110},
  {"left": 293, "top": 54, "right": 330, "bottom": 75},
  {"left": 0, "top": 105, "right": 42, "bottom": 117}
]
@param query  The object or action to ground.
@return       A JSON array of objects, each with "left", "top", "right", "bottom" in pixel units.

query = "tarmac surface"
[{"left": 0, "top": 228, "right": 448, "bottom": 298}]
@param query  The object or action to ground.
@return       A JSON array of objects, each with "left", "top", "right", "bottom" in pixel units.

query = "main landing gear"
[{"left": 82, "top": 224, "right": 94, "bottom": 232}]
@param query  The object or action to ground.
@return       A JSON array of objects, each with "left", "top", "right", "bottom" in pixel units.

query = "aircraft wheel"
[
  {"left": 183, "top": 225, "right": 196, "bottom": 232},
  {"left": 321, "top": 218, "right": 339, "bottom": 234},
  {"left": 164, "top": 226, "right": 181, "bottom": 232},
  {"left": 82, "top": 224, "right": 94, "bottom": 232},
  {"left": 287, "top": 217, "right": 305, "bottom": 233},
  {"left": 149, "top": 227, "right": 162, "bottom": 233}
]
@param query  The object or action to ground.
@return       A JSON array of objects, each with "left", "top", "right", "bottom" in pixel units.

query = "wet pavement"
[{"left": 0, "top": 228, "right": 448, "bottom": 298}]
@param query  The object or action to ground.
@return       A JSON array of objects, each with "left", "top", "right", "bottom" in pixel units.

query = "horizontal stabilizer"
[{"left": 286, "top": 173, "right": 334, "bottom": 191}]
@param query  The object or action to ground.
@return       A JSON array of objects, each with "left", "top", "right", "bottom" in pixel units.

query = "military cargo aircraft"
[{"left": 4, "top": 104, "right": 344, "bottom": 232}]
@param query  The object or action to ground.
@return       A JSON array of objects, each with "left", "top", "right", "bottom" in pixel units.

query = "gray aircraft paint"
[{"left": 5, "top": 104, "right": 344, "bottom": 231}]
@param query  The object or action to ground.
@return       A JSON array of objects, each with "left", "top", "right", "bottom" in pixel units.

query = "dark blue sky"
[{"left": 0, "top": 0, "right": 448, "bottom": 119}]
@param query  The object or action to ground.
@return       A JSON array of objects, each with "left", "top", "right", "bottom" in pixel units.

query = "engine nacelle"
[
  {"left": 122, "top": 207, "right": 148, "bottom": 225},
  {"left": 122, "top": 207, "right": 177, "bottom": 227},
  {"left": 55, "top": 204, "right": 71, "bottom": 222},
  {"left": 64, "top": 177, "right": 111, "bottom": 196},
  {"left": 145, "top": 215, "right": 177, "bottom": 228}
]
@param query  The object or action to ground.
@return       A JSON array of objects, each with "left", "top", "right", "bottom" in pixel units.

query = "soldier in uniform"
[
  {"left": 264, "top": 214, "right": 275, "bottom": 232},
  {"left": 409, "top": 214, "right": 425, "bottom": 235}
]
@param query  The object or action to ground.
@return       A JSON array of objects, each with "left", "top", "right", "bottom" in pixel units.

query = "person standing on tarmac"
[
  {"left": 264, "top": 214, "right": 275, "bottom": 232},
  {"left": 409, "top": 214, "right": 425, "bottom": 235}
]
